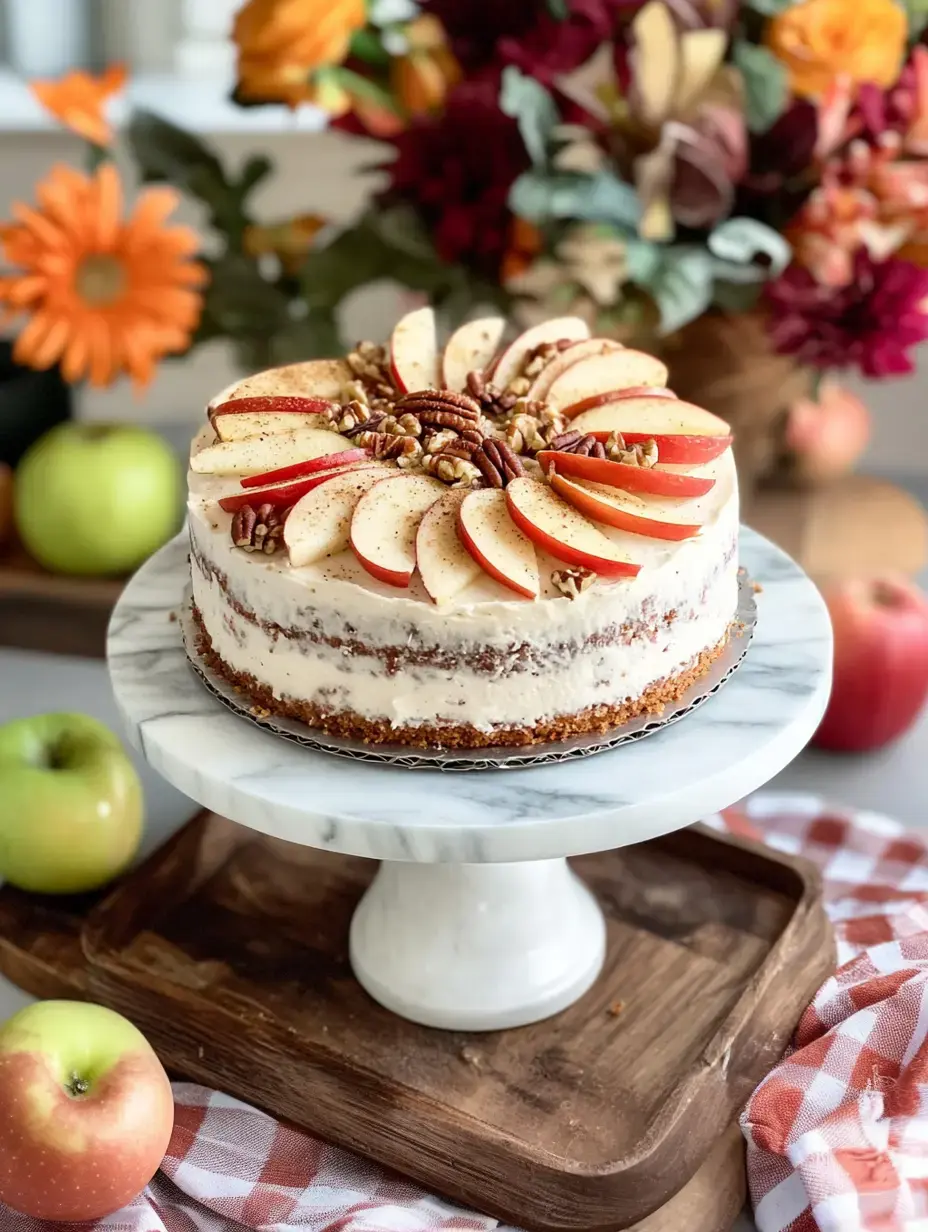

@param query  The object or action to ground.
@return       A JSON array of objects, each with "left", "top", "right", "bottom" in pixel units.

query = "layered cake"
[{"left": 187, "top": 309, "right": 739, "bottom": 747}]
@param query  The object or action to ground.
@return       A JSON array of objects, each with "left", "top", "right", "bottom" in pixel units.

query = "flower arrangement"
[{"left": 5, "top": 0, "right": 928, "bottom": 484}]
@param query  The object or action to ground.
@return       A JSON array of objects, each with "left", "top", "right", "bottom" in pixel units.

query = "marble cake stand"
[{"left": 107, "top": 527, "right": 832, "bottom": 1031}]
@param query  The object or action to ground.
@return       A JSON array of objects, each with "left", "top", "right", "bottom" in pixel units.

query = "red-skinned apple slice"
[
  {"left": 191, "top": 428, "right": 349, "bottom": 476},
  {"left": 207, "top": 359, "right": 351, "bottom": 411},
  {"left": 241, "top": 448, "right": 369, "bottom": 489},
  {"left": 536, "top": 450, "right": 715, "bottom": 497},
  {"left": 567, "top": 397, "right": 732, "bottom": 464},
  {"left": 549, "top": 472, "right": 703, "bottom": 541},
  {"left": 350, "top": 473, "right": 445, "bottom": 587},
  {"left": 218, "top": 465, "right": 384, "bottom": 513},
  {"left": 546, "top": 350, "right": 669, "bottom": 409},
  {"left": 211, "top": 395, "right": 336, "bottom": 441},
  {"left": 442, "top": 317, "right": 506, "bottom": 392},
  {"left": 390, "top": 306, "right": 440, "bottom": 392},
  {"left": 458, "top": 488, "right": 539, "bottom": 599},
  {"left": 416, "top": 489, "right": 484, "bottom": 604},
  {"left": 489, "top": 317, "right": 590, "bottom": 389},
  {"left": 563, "top": 386, "right": 677, "bottom": 413},
  {"left": 284, "top": 469, "right": 393, "bottom": 568},
  {"left": 526, "top": 337, "right": 624, "bottom": 400},
  {"left": 505, "top": 478, "right": 641, "bottom": 577}
]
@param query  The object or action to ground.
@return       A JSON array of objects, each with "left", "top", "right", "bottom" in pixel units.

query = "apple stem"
[{"left": 67, "top": 1073, "right": 90, "bottom": 1097}]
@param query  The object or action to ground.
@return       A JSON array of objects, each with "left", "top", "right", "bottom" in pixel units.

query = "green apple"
[
  {"left": 14, "top": 422, "right": 181, "bottom": 575},
  {"left": 0, "top": 713, "right": 143, "bottom": 893},
  {"left": 0, "top": 1000, "right": 174, "bottom": 1221}
]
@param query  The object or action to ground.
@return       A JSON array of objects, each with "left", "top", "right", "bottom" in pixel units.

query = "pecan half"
[
  {"left": 472, "top": 438, "right": 525, "bottom": 488},
  {"left": 465, "top": 370, "right": 519, "bottom": 418},
  {"left": 548, "top": 430, "right": 607, "bottom": 459},
  {"left": 552, "top": 566, "right": 596, "bottom": 599},
  {"left": 396, "top": 389, "right": 481, "bottom": 420},
  {"left": 231, "top": 502, "right": 291, "bottom": 554}
]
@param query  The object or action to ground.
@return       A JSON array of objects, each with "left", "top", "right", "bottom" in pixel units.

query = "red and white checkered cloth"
[{"left": 8, "top": 793, "right": 928, "bottom": 1232}]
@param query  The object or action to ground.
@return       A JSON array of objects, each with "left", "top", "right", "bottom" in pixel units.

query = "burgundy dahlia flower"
[
  {"left": 379, "top": 80, "right": 531, "bottom": 275},
  {"left": 765, "top": 251, "right": 928, "bottom": 378}
]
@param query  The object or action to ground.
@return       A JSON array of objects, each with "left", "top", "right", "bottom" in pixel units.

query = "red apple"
[
  {"left": 563, "top": 387, "right": 676, "bottom": 416},
  {"left": 458, "top": 488, "right": 540, "bottom": 599},
  {"left": 211, "top": 395, "right": 335, "bottom": 420},
  {"left": 441, "top": 317, "right": 506, "bottom": 392},
  {"left": 218, "top": 465, "right": 382, "bottom": 512},
  {"left": 526, "top": 338, "right": 624, "bottom": 400},
  {"left": 814, "top": 576, "right": 928, "bottom": 753},
  {"left": 536, "top": 450, "right": 715, "bottom": 497},
  {"left": 390, "top": 306, "right": 440, "bottom": 392},
  {"left": 350, "top": 472, "right": 445, "bottom": 586},
  {"left": 489, "top": 317, "right": 590, "bottom": 388},
  {"left": 0, "top": 1000, "right": 174, "bottom": 1221},
  {"left": 240, "top": 448, "right": 370, "bottom": 489},
  {"left": 505, "top": 478, "right": 641, "bottom": 577},
  {"left": 784, "top": 382, "right": 871, "bottom": 484},
  {"left": 548, "top": 471, "right": 703, "bottom": 541},
  {"left": 566, "top": 397, "right": 732, "bottom": 464}
]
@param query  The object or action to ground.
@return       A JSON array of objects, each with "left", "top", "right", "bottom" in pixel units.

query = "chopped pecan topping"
[
  {"left": 354, "top": 431, "right": 422, "bottom": 462},
  {"left": 323, "top": 399, "right": 385, "bottom": 435},
  {"left": 505, "top": 413, "right": 548, "bottom": 456},
  {"left": 605, "top": 432, "right": 658, "bottom": 467},
  {"left": 552, "top": 566, "right": 596, "bottom": 599},
  {"left": 548, "top": 430, "right": 607, "bottom": 459},
  {"left": 465, "top": 370, "right": 519, "bottom": 418},
  {"left": 422, "top": 451, "right": 482, "bottom": 487},
  {"left": 472, "top": 438, "right": 525, "bottom": 488},
  {"left": 231, "top": 502, "right": 291, "bottom": 554},
  {"left": 346, "top": 341, "right": 395, "bottom": 398}
]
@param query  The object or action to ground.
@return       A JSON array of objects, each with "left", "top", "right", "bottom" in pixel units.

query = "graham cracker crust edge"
[{"left": 190, "top": 604, "right": 730, "bottom": 750}]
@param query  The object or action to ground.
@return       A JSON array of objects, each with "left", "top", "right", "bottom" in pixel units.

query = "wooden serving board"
[
  {"left": 0, "top": 541, "right": 123, "bottom": 658},
  {"left": 0, "top": 813, "right": 833, "bottom": 1231}
]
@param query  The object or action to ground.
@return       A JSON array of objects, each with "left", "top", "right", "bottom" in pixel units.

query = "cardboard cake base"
[{"left": 0, "top": 813, "right": 833, "bottom": 1231}]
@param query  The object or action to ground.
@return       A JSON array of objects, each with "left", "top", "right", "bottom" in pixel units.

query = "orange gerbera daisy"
[
  {"left": 0, "top": 163, "right": 207, "bottom": 389},
  {"left": 30, "top": 64, "right": 127, "bottom": 146}
]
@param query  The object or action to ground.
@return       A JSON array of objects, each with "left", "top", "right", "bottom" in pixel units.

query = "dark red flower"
[
  {"left": 766, "top": 251, "right": 928, "bottom": 377},
  {"left": 379, "top": 79, "right": 530, "bottom": 275},
  {"left": 737, "top": 100, "right": 818, "bottom": 229},
  {"left": 425, "top": 0, "right": 630, "bottom": 83}
]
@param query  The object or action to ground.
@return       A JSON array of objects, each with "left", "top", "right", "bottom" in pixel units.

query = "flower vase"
[
  {"left": 659, "top": 312, "right": 814, "bottom": 504},
  {"left": 0, "top": 343, "right": 72, "bottom": 468}
]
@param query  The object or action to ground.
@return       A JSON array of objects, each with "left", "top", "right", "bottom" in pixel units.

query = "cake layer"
[{"left": 187, "top": 460, "right": 738, "bottom": 738}]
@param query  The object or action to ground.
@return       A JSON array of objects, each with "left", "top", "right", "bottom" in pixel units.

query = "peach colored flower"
[
  {"left": 766, "top": 0, "right": 907, "bottom": 100},
  {"left": 30, "top": 64, "right": 126, "bottom": 146},
  {"left": 0, "top": 164, "right": 205, "bottom": 389},
  {"left": 233, "top": 0, "right": 366, "bottom": 108}
]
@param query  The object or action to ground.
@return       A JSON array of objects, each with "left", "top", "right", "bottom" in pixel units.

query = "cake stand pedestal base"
[{"left": 350, "top": 858, "right": 606, "bottom": 1030}]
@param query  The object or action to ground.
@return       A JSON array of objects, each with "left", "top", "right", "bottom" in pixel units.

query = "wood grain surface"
[{"left": 0, "top": 813, "right": 831, "bottom": 1231}]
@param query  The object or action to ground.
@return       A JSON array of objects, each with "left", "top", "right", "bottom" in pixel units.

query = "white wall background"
[{"left": 0, "top": 0, "right": 924, "bottom": 476}]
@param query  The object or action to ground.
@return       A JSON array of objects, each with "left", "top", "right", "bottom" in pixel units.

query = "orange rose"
[
  {"left": 233, "top": 0, "right": 366, "bottom": 108},
  {"left": 766, "top": 0, "right": 907, "bottom": 99}
]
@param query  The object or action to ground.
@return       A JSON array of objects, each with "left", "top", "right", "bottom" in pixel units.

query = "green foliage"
[
  {"left": 499, "top": 66, "right": 560, "bottom": 167},
  {"left": 902, "top": 0, "right": 928, "bottom": 39},
  {"left": 127, "top": 110, "right": 270, "bottom": 251},
  {"left": 509, "top": 169, "right": 640, "bottom": 228},
  {"left": 708, "top": 217, "right": 791, "bottom": 280},
  {"left": 625, "top": 240, "right": 715, "bottom": 335},
  {"left": 733, "top": 42, "right": 789, "bottom": 134}
]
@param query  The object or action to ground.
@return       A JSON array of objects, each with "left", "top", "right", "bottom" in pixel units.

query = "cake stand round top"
[{"left": 108, "top": 527, "right": 831, "bottom": 863}]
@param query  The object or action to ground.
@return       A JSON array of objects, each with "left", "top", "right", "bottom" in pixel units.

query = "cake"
[{"left": 187, "top": 309, "right": 739, "bottom": 748}]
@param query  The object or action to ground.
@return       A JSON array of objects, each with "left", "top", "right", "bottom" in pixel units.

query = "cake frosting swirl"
[{"left": 187, "top": 309, "right": 739, "bottom": 747}]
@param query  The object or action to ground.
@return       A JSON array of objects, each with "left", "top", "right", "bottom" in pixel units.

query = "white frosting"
[
  {"left": 189, "top": 325, "right": 741, "bottom": 735},
  {"left": 187, "top": 436, "right": 739, "bottom": 732}
]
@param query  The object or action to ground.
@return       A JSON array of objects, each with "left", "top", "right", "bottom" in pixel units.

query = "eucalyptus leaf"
[
  {"left": 500, "top": 66, "right": 560, "bottom": 167},
  {"left": 733, "top": 42, "right": 788, "bottom": 134},
  {"left": 128, "top": 109, "right": 227, "bottom": 191},
  {"left": 546, "top": 0, "right": 569, "bottom": 16},
  {"left": 626, "top": 243, "right": 714, "bottom": 334},
  {"left": 239, "top": 154, "right": 273, "bottom": 198},
  {"left": 200, "top": 255, "right": 291, "bottom": 342},
  {"left": 742, "top": 0, "right": 796, "bottom": 12},
  {"left": 509, "top": 169, "right": 640, "bottom": 227},
  {"left": 712, "top": 280, "right": 765, "bottom": 313},
  {"left": 708, "top": 217, "right": 791, "bottom": 279}
]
